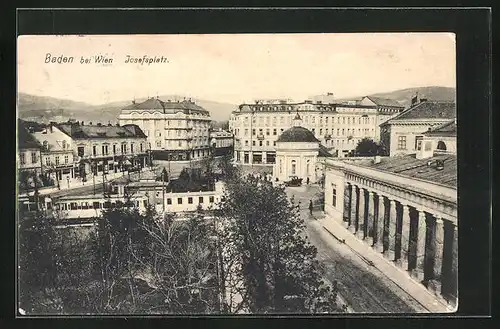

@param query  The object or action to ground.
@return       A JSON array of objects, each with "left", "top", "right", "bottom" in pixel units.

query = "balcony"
[
  {"left": 324, "top": 134, "right": 332, "bottom": 140},
  {"left": 257, "top": 134, "right": 265, "bottom": 140}
]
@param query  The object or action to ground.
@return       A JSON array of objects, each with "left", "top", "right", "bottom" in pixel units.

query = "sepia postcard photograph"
[{"left": 16, "top": 32, "right": 458, "bottom": 316}]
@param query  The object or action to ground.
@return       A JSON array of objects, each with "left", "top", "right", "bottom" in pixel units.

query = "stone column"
[
  {"left": 386, "top": 199, "right": 397, "bottom": 261},
  {"left": 397, "top": 204, "right": 411, "bottom": 270},
  {"left": 449, "top": 223, "right": 458, "bottom": 308},
  {"left": 367, "top": 191, "right": 375, "bottom": 246},
  {"left": 356, "top": 188, "right": 366, "bottom": 239},
  {"left": 349, "top": 185, "right": 358, "bottom": 234},
  {"left": 343, "top": 184, "right": 351, "bottom": 228},
  {"left": 429, "top": 216, "right": 445, "bottom": 295},
  {"left": 374, "top": 195, "right": 385, "bottom": 253},
  {"left": 249, "top": 151, "right": 253, "bottom": 164},
  {"left": 411, "top": 210, "right": 427, "bottom": 281},
  {"left": 262, "top": 151, "right": 267, "bottom": 164}
]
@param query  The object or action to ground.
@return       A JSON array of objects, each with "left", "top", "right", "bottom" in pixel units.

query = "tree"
[
  {"left": 215, "top": 175, "right": 341, "bottom": 313},
  {"left": 354, "top": 138, "right": 384, "bottom": 157}
]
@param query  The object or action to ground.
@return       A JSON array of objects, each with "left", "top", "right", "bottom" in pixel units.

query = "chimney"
[
  {"left": 81, "top": 121, "right": 84, "bottom": 126},
  {"left": 132, "top": 100, "right": 136, "bottom": 104},
  {"left": 89, "top": 122, "right": 93, "bottom": 125},
  {"left": 116, "top": 123, "right": 120, "bottom": 127},
  {"left": 416, "top": 138, "right": 435, "bottom": 160},
  {"left": 108, "top": 121, "right": 112, "bottom": 127},
  {"left": 411, "top": 91, "right": 420, "bottom": 106},
  {"left": 97, "top": 122, "right": 102, "bottom": 127}
]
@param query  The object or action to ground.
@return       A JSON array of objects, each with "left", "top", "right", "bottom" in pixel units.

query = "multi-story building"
[
  {"left": 322, "top": 139, "right": 457, "bottom": 307},
  {"left": 380, "top": 96, "right": 456, "bottom": 157},
  {"left": 229, "top": 97, "right": 403, "bottom": 164},
  {"left": 56, "top": 121, "right": 149, "bottom": 181},
  {"left": 17, "top": 120, "right": 42, "bottom": 173},
  {"left": 32, "top": 123, "right": 78, "bottom": 183},
  {"left": 118, "top": 97, "right": 212, "bottom": 161},
  {"left": 210, "top": 128, "right": 234, "bottom": 156}
]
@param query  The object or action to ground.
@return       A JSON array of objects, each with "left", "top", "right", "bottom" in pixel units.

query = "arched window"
[
  {"left": 62, "top": 140, "right": 67, "bottom": 149},
  {"left": 291, "top": 160, "right": 296, "bottom": 175},
  {"left": 43, "top": 140, "right": 48, "bottom": 150},
  {"left": 306, "top": 160, "right": 310, "bottom": 175},
  {"left": 437, "top": 141, "right": 447, "bottom": 151}
]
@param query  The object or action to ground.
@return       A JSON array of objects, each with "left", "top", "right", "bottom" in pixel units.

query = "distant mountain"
[
  {"left": 337, "top": 86, "right": 456, "bottom": 108},
  {"left": 17, "top": 93, "right": 238, "bottom": 123},
  {"left": 18, "top": 86, "right": 455, "bottom": 124}
]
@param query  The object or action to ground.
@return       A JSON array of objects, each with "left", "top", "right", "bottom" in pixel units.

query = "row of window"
[
  {"left": 236, "top": 115, "right": 375, "bottom": 126},
  {"left": 239, "top": 137, "right": 366, "bottom": 149},
  {"left": 235, "top": 127, "right": 375, "bottom": 138},
  {"left": 77, "top": 142, "right": 145, "bottom": 157},
  {"left": 56, "top": 199, "right": 145, "bottom": 211},
  {"left": 164, "top": 195, "right": 215, "bottom": 205},
  {"left": 45, "top": 154, "right": 71, "bottom": 166},
  {"left": 19, "top": 152, "right": 38, "bottom": 165},
  {"left": 397, "top": 135, "right": 425, "bottom": 150}
]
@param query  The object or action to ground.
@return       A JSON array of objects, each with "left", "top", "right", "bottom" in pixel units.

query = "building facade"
[
  {"left": 210, "top": 128, "right": 234, "bottom": 157},
  {"left": 420, "top": 119, "right": 457, "bottom": 156},
  {"left": 229, "top": 97, "right": 403, "bottom": 164},
  {"left": 32, "top": 123, "right": 78, "bottom": 183},
  {"left": 118, "top": 97, "right": 212, "bottom": 161},
  {"left": 322, "top": 148, "right": 457, "bottom": 306},
  {"left": 18, "top": 120, "right": 42, "bottom": 173},
  {"left": 380, "top": 97, "right": 456, "bottom": 157},
  {"left": 57, "top": 122, "right": 149, "bottom": 181}
]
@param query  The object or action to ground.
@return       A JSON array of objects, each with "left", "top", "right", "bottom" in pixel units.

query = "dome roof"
[{"left": 276, "top": 126, "right": 319, "bottom": 143}]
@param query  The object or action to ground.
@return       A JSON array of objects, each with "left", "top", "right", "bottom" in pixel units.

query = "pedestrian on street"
[
  {"left": 306, "top": 177, "right": 310, "bottom": 185},
  {"left": 309, "top": 200, "right": 313, "bottom": 215}
]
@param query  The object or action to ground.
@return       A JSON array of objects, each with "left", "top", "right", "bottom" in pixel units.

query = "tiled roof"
[
  {"left": 363, "top": 153, "right": 457, "bottom": 188},
  {"left": 318, "top": 144, "right": 333, "bottom": 157},
  {"left": 122, "top": 98, "right": 209, "bottom": 115},
  {"left": 423, "top": 119, "right": 457, "bottom": 136},
  {"left": 18, "top": 120, "right": 42, "bottom": 149},
  {"left": 57, "top": 123, "right": 147, "bottom": 139},
  {"left": 387, "top": 101, "right": 456, "bottom": 122},
  {"left": 277, "top": 126, "right": 319, "bottom": 143},
  {"left": 365, "top": 96, "right": 404, "bottom": 108},
  {"left": 122, "top": 124, "right": 148, "bottom": 138}
]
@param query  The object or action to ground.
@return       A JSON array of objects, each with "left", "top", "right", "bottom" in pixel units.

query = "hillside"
[
  {"left": 17, "top": 93, "right": 237, "bottom": 123},
  {"left": 17, "top": 86, "right": 455, "bottom": 124},
  {"left": 336, "top": 86, "right": 456, "bottom": 108}
]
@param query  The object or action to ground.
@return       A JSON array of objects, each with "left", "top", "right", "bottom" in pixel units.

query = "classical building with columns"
[
  {"left": 322, "top": 144, "right": 457, "bottom": 306},
  {"left": 229, "top": 96, "right": 403, "bottom": 165},
  {"left": 273, "top": 113, "right": 331, "bottom": 183}
]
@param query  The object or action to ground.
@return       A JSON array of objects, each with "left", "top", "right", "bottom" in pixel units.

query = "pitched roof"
[
  {"left": 365, "top": 96, "right": 404, "bottom": 108},
  {"left": 318, "top": 144, "right": 333, "bottom": 157},
  {"left": 122, "top": 124, "right": 148, "bottom": 138},
  {"left": 387, "top": 101, "right": 456, "bottom": 122},
  {"left": 57, "top": 123, "right": 147, "bottom": 139},
  {"left": 363, "top": 153, "right": 457, "bottom": 188},
  {"left": 121, "top": 98, "right": 209, "bottom": 115},
  {"left": 134, "top": 98, "right": 165, "bottom": 110},
  {"left": 423, "top": 119, "right": 457, "bottom": 136},
  {"left": 18, "top": 120, "right": 42, "bottom": 149},
  {"left": 277, "top": 126, "right": 319, "bottom": 143}
]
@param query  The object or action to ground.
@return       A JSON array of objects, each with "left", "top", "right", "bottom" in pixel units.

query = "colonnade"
[{"left": 343, "top": 182, "right": 458, "bottom": 305}]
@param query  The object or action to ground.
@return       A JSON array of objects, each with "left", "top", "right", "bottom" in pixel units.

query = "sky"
[{"left": 17, "top": 33, "right": 456, "bottom": 105}]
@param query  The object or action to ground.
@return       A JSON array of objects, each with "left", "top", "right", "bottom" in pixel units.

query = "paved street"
[{"left": 285, "top": 184, "right": 429, "bottom": 313}]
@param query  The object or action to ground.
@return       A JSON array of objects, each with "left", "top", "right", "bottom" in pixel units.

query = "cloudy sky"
[{"left": 17, "top": 33, "right": 456, "bottom": 105}]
